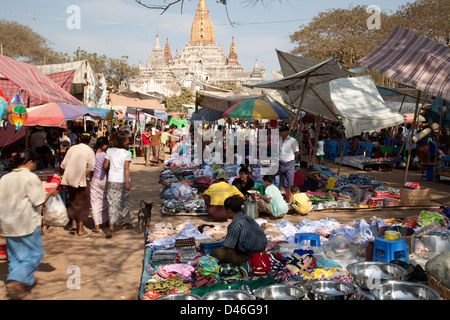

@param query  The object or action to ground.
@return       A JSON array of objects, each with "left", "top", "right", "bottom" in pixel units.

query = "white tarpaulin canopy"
[
  {"left": 329, "top": 76, "right": 406, "bottom": 137},
  {"left": 244, "top": 50, "right": 366, "bottom": 123},
  {"left": 244, "top": 51, "right": 405, "bottom": 137}
]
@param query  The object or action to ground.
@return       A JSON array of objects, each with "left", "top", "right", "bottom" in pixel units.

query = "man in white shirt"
[{"left": 278, "top": 125, "right": 299, "bottom": 203}]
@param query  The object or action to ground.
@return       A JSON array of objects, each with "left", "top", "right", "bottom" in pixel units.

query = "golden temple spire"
[
  {"left": 228, "top": 36, "right": 238, "bottom": 65},
  {"left": 190, "top": 0, "right": 215, "bottom": 45}
]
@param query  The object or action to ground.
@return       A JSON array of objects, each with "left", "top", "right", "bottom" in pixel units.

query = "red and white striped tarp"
[
  {"left": 358, "top": 26, "right": 450, "bottom": 101},
  {"left": 0, "top": 70, "right": 76, "bottom": 108},
  {"left": 0, "top": 55, "right": 83, "bottom": 106}
]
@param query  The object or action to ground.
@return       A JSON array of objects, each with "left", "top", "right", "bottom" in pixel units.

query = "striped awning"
[
  {"left": 0, "top": 70, "right": 76, "bottom": 108},
  {"left": 0, "top": 55, "right": 83, "bottom": 106},
  {"left": 358, "top": 26, "right": 450, "bottom": 101}
]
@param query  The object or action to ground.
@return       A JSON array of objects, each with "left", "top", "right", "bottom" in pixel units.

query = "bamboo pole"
[
  {"left": 404, "top": 90, "right": 421, "bottom": 184},
  {"left": 311, "top": 115, "right": 321, "bottom": 164},
  {"left": 337, "top": 136, "right": 348, "bottom": 175},
  {"left": 433, "top": 99, "right": 445, "bottom": 182}
]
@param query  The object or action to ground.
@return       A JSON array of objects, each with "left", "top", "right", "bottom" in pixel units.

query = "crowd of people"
[{"left": 0, "top": 114, "right": 448, "bottom": 300}]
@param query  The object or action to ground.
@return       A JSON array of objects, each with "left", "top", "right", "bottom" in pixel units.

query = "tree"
[
  {"left": 289, "top": 5, "right": 402, "bottom": 69},
  {"left": 396, "top": 0, "right": 449, "bottom": 45},
  {"left": 72, "top": 48, "right": 139, "bottom": 90},
  {"left": 0, "top": 20, "right": 70, "bottom": 64},
  {"left": 162, "top": 87, "right": 194, "bottom": 112}
]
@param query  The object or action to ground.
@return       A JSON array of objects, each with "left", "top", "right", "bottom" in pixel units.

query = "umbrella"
[
  {"left": 80, "top": 106, "right": 114, "bottom": 120},
  {"left": 223, "top": 99, "right": 292, "bottom": 120},
  {"left": 24, "top": 102, "right": 108, "bottom": 127}
]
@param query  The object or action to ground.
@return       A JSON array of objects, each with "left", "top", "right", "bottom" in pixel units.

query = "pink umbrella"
[{"left": 24, "top": 102, "right": 109, "bottom": 127}]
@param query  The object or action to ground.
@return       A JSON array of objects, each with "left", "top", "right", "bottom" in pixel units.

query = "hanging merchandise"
[{"left": 6, "top": 104, "right": 28, "bottom": 131}]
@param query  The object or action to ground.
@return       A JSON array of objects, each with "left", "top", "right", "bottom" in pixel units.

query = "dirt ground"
[{"left": 0, "top": 152, "right": 449, "bottom": 300}]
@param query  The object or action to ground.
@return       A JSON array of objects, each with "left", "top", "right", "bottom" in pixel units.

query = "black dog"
[{"left": 138, "top": 200, "right": 153, "bottom": 233}]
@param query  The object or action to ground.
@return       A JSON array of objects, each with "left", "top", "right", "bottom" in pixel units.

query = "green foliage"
[
  {"left": 162, "top": 87, "right": 194, "bottom": 112},
  {"left": 73, "top": 48, "right": 139, "bottom": 89},
  {"left": 0, "top": 19, "right": 70, "bottom": 64}
]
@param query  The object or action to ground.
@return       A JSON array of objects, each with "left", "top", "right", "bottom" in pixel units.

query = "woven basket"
[
  {"left": 427, "top": 274, "right": 449, "bottom": 300},
  {"left": 400, "top": 188, "right": 430, "bottom": 206}
]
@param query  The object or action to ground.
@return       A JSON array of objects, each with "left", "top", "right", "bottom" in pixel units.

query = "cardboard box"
[
  {"left": 373, "top": 191, "right": 391, "bottom": 198},
  {"left": 384, "top": 197, "right": 399, "bottom": 207},
  {"left": 368, "top": 198, "right": 385, "bottom": 206}
]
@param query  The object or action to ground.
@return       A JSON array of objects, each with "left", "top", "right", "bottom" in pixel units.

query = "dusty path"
[{"left": 0, "top": 153, "right": 448, "bottom": 300}]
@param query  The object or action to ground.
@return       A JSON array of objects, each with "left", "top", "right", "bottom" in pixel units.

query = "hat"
[
  {"left": 279, "top": 125, "right": 289, "bottom": 132},
  {"left": 217, "top": 170, "right": 229, "bottom": 181}
]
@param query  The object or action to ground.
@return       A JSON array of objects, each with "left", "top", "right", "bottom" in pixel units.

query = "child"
[
  {"left": 103, "top": 132, "right": 134, "bottom": 238},
  {"left": 290, "top": 185, "right": 311, "bottom": 216},
  {"left": 255, "top": 175, "right": 289, "bottom": 220},
  {"left": 316, "top": 135, "right": 325, "bottom": 165}
]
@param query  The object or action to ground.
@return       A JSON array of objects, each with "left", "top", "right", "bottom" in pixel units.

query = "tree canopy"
[
  {"left": 0, "top": 19, "right": 70, "bottom": 64},
  {"left": 289, "top": 0, "right": 449, "bottom": 70}
]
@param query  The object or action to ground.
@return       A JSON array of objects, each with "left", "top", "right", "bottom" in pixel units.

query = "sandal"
[
  {"left": 121, "top": 223, "right": 133, "bottom": 230},
  {"left": 106, "top": 230, "right": 113, "bottom": 239}
]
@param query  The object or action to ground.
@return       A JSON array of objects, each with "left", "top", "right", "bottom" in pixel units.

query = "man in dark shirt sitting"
[{"left": 211, "top": 195, "right": 268, "bottom": 266}]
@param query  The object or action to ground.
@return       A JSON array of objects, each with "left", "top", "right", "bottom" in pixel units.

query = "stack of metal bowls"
[
  {"left": 370, "top": 281, "right": 441, "bottom": 300},
  {"left": 346, "top": 261, "right": 407, "bottom": 291},
  {"left": 303, "top": 280, "right": 357, "bottom": 300},
  {"left": 202, "top": 290, "right": 255, "bottom": 300},
  {"left": 155, "top": 293, "right": 202, "bottom": 300},
  {"left": 253, "top": 284, "right": 306, "bottom": 300}
]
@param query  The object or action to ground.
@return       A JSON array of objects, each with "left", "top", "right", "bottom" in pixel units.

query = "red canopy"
[{"left": 0, "top": 55, "right": 83, "bottom": 106}]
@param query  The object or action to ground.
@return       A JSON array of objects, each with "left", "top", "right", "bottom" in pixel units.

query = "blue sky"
[{"left": 0, "top": 0, "right": 411, "bottom": 80}]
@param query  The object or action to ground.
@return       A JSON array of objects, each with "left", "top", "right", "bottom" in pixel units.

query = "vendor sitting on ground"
[
  {"left": 290, "top": 185, "right": 312, "bottom": 216},
  {"left": 232, "top": 167, "right": 255, "bottom": 196},
  {"left": 294, "top": 161, "right": 324, "bottom": 192},
  {"left": 202, "top": 170, "right": 244, "bottom": 222},
  {"left": 254, "top": 175, "right": 289, "bottom": 219},
  {"left": 211, "top": 195, "right": 268, "bottom": 266}
]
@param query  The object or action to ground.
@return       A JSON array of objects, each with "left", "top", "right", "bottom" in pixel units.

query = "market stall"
[{"left": 139, "top": 206, "right": 449, "bottom": 300}]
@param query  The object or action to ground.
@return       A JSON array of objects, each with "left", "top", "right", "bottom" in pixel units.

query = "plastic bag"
[{"left": 44, "top": 194, "right": 69, "bottom": 227}]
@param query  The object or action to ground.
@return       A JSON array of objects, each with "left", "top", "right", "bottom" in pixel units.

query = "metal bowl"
[
  {"left": 155, "top": 293, "right": 202, "bottom": 300},
  {"left": 253, "top": 284, "right": 306, "bottom": 300},
  {"left": 370, "top": 281, "right": 441, "bottom": 300},
  {"left": 303, "top": 280, "right": 357, "bottom": 300},
  {"left": 202, "top": 290, "right": 255, "bottom": 300},
  {"left": 346, "top": 261, "right": 407, "bottom": 290}
]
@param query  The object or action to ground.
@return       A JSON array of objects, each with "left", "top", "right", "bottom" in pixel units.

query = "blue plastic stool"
[
  {"left": 373, "top": 237, "right": 408, "bottom": 263},
  {"left": 294, "top": 233, "right": 321, "bottom": 247},
  {"left": 421, "top": 165, "right": 434, "bottom": 181}
]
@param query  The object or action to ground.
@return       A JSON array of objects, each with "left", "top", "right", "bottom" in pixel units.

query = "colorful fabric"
[
  {"left": 285, "top": 253, "right": 317, "bottom": 274},
  {"left": 196, "top": 255, "right": 220, "bottom": 278},
  {"left": 223, "top": 99, "right": 293, "bottom": 120},
  {"left": 106, "top": 182, "right": 134, "bottom": 226},
  {"left": 90, "top": 175, "right": 109, "bottom": 226},
  {"left": 151, "top": 145, "right": 160, "bottom": 163},
  {"left": 0, "top": 168, "right": 46, "bottom": 237},
  {"left": 298, "top": 267, "right": 352, "bottom": 283},
  {"left": 6, "top": 226, "right": 44, "bottom": 286}
]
